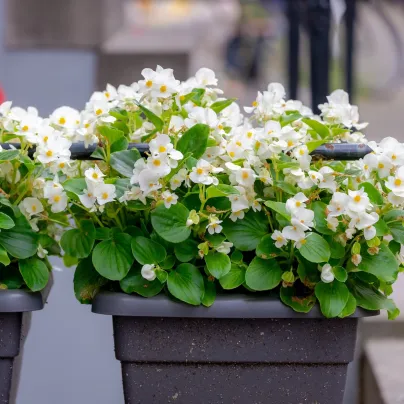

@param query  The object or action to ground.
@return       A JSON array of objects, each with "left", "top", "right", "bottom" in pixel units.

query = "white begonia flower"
[
  {"left": 79, "top": 180, "right": 97, "bottom": 209},
  {"left": 146, "top": 154, "right": 171, "bottom": 177},
  {"left": 349, "top": 211, "right": 379, "bottom": 231},
  {"left": 50, "top": 106, "right": 81, "bottom": 130},
  {"left": 359, "top": 153, "right": 378, "bottom": 178},
  {"left": 229, "top": 210, "right": 245, "bottom": 222},
  {"left": 170, "top": 168, "right": 187, "bottom": 190},
  {"left": 49, "top": 192, "right": 68, "bottom": 213},
  {"left": 294, "top": 234, "right": 308, "bottom": 249},
  {"left": 216, "top": 241, "right": 233, "bottom": 255},
  {"left": 206, "top": 215, "right": 223, "bottom": 235},
  {"left": 347, "top": 189, "right": 371, "bottom": 213},
  {"left": 161, "top": 191, "right": 178, "bottom": 209},
  {"left": 387, "top": 192, "right": 404, "bottom": 207},
  {"left": 149, "top": 134, "right": 174, "bottom": 155},
  {"left": 36, "top": 135, "right": 71, "bottom": 164},
  {"left": 169, "top": 115, "right": 185, "bottom": 132},
  {"left": 326, "top": 217, "right": 339, "bottom": 232},
  {"left": 271, "top": 230, "right": 288, "bottom": 248},
  {"left": 292, "top": 145, "right": 311, "bottom": 170},
  {"left": 320, "top": 264, "right": 334, "bottom": 283},
  {"left": 92, "top": 101, "right": 115, "bottom": 123},
  {"left": 131, "top": 159, "right": 147, "bottom": 185},
  {"left": 327, "top": 192, "right": 349, "bottom": 217},
  {"left": 141, "top": 264, "right": 156, "bottom": 281},
  {"left": 94, "top": 183, "right": 116, "bottom": 205},
  {"left": 282, "top": 225, "right": 306, "bottom": 242},
  {"left": 235, "top": 168, "right": 256, "bottom": 188},
  {"left": 184, "top": 107, "right": 218, "bottom": 129},
  {"left": 186, "top": 210, "right": 200, "bottom": 227},
  {"left": 364, "top": 226, "right": 377, "bottom": 241},
  {"left": 308, "top": 170, "right": 323, "bottom": 186},
  {"left": 85, "top": 165, "right": 105, "bottom": 183},
  {"left": 189, "top": 159, "right": 222, "bottom": 186},
  {"left": 19, "top": 197, "right": 44, "bottom": 217},
  {"left": 285, "top": 193, "right": 308, "bottom": 214},
  {"left": 138, "top": 169, "right": 162, "bottom": 194},
  {"left": 119, "top": 186, "right": 147, "bottom": 205},
  {"left": 90, "top": 84, "right": 118, "bottom": 103},
  {"left": 291, "top": 208, "right": 314, "bottom": 231},
  {"left": 37, "top": 245, "right": 48, "bottom": 259},
  {"left": 228, "top": 186, "right": 249, "bottom": 212},
  {"left": 386, "top": 166, "right": 404, "bottom": 197},
  {"left": 379, "top": 137, "right": 404, "bottom": 166},
  {"left": 374, "top": 154, "right": 393, "bottom": 179},
  {"left": 318, "top": 166, "right": 337, "bottom": 192},
  {"left": 194, "top": 67, "right": 218, "bottom": 87},
  {"left": 43, "top": 176, "right": 64, "bottom": 199}
]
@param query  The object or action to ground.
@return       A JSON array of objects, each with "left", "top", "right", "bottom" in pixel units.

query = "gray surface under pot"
[
  {"left": 93, "top": 292, "right": 378, "bottom": 404},
  {"left": 0, "top": 290, "right": 45, "bottom": 404}
]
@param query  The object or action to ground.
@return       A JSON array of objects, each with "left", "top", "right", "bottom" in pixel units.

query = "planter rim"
[
  {"left": 0, "top": 289, "right": 44, "bottom": 313},
  {"left": 92, "top": 291, "right": 379, "bottom": 319}
]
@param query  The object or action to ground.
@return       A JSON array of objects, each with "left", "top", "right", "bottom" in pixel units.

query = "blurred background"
[{"left": 1, "top": 0, "right": 403, "bottom": 403}]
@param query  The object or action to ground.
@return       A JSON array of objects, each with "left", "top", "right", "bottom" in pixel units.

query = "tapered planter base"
[
  {"left": 0, "top": 291, "right": 45, "bottom": 404},
  {"left": 93, "top": 292, "right": 379, "bottom": 404}
]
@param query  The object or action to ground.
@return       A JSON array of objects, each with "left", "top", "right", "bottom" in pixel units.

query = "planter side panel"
[
  {"left": 121, "top": 362, "right": 348, "bottom": 404},
  {"left": 0, "top": 313, "right": 22, "bottom": 358},
  {"left": 113, "top": 317, "right": 358, "bottom": 364}
]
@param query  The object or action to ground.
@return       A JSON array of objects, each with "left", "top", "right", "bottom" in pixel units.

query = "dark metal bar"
[
  {"left": 345, "top": 0, "right": 357, "bottom": 100},
  {"left": 287, "top": 0, "right": 301, "bottom": 99},
  {"left": 2, "top": 142, "right": 373, "bottom": 162},
  {"left": 307, "top": 0, "right": 331, "bottom": 113}
]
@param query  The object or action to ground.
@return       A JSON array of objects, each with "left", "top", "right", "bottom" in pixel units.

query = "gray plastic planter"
[
  {"left": 0, "top": 290, "right": 45, "bottom": 404},
  {"left": 92, "top": 292, "right": 378, "bottom": 404}
]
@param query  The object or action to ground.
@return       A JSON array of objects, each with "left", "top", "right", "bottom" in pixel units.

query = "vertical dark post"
[
  {"left": 345, "top": 0, "right": 357, "bottom": 101},
  {"left": 307, "top": 0, "right": 331, "bottom": 113},
  {"left": 287, "top": 0, "right": 301, "bottom": 99}
]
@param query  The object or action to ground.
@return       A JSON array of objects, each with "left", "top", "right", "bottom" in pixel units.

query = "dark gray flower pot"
[
  {"left": 0, "top": 290, "right": 45, "bottom": 404},
  {"left": 92, "top": 292, "right": 378, "bottom": 404}
]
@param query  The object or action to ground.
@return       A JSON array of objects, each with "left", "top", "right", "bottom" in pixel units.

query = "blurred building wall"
[{"left": 0, "top": 1, "right": 125, "bottom": 403}]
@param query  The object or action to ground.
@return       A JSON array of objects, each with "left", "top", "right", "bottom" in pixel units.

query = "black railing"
[{"left": 1, "top": 142, "right": 373, "bottom": 161}]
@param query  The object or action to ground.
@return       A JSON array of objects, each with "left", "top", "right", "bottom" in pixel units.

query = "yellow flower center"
[
  {"left": 22, "top": 125, "right": 29, "bottom": 132},
  {"left": 255, "top": 141, "right": 261, "bottom": 149},
  {"left": 102, "top": 192, "right": 109, "bottom": 200},
  {"left": 180, "top": 95, "right": 185, "bottom": 101},
  {"left": 59, "top": 117, "right": 66, "bottom": 125},
  {"left": 395, "top": 178, "right": 402, "bottom": 186},
  {"left": 354, "top": 195, "right": 361, "bottom": 203},
  {"left": 153, "top": 159, "right": 161, "bottom": 167},
  {"left": 247, "top": 132, "right": 253, "bottom": 138},
  {"left": 85, "top": 123, "right": 90, "bottom": 129},
  {"left": 296, "top": 201, "right": 301, "bottom": 207},
  {"left": 160, "top": 85, "right": 167, "bottom": 93},
  {"left": 95, "top": 109, "right": 103, "bottom": 116},
  {"left": 300, "top": 239, "right": 307, "bottom": 245},
  {"left": 158, "top": 145, "right": 166, "bottom": 153},
  {"left": 196, "top": 168, "right": 204, "bottom": 175},
  {"left": 252, "top": 101, "right": 258, "bottom": 107},
  {"left": 32, "top": 205, "right": 37, "bottom": 212},
  {"left": 392, "top": 154, "right": 397, "bottom": 160},
  {"left": 287, "top": 140, "right": 294, "bottom": 147},
  {"left": 43, "top": 136, "right": 49, "bottom": 142},
  {"left": 59, "top": 162, "right": 65, "bottom": 168},
  {"left": 105, "top": 92, "right": 110, "bottom": 99},
  {"left": 276, "top": 236, "right": 283, "bottom": 242},
  {"left": 53, "top": 195, "right": 61, "bottom": 203},
  {"left": 146, "top": 80, "right": 153, "bottom": 88},
  {"left": 166, "top": 196, "right": 173, "bottom": 203},
  {"left": 236, "top": 141, "right": 242, "bottom": 147},
  {"left": 242, "top": 172, "right": 249, "bottom": 180},
  {"left": 46, "top": 150, "right": 53, "bottom": 157},
  {"left": 364, "top": 164, "right": 368, "bottom": 170},
  {"left": 299, "top": 149, "right": 305, "bottom": 155},
  {"left": 218, "top": 124, "right": 224, "bottom": 130},
  {"left": 378, "top": 163, "right": 384, "bottom": 169},
  {"left": 92, "top": 173, "right": 99, "bottom": 179},
  {"left": 229, "top": 151, "right": 235, "bottom": 158}
]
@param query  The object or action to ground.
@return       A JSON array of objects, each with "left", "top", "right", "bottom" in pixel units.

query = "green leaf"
[
  {"left": 315, "top": 281, "right": 350, "bottom": 318},
  {"left": 280, "top": 286, "right": 316, "bottom": 313},
  {"left": 0, "top": 266, "right": 24, "bottom": 289},
  {"left": 60, "top": 220, "right": 95, "bottom": 259},
  {"left": 110, "top": 149, "right": 141, "bottom": 177},
  {"left": 374, "top": 219, "right": 390, "bottom": 237},
  {"left": 256, "top": 235, "right": 279, "bottom": 259},
  {"left": 74, "top": 258, "right": 108, "bottom": 303},
  {"left": 120, "top": 266, "right": 164, "bottom": 297},
  {"left": 91, "top": 147, "right": 106, "bottom": 160},
  {"left": 264, "top": 201, "right": 291, "bottom": 220},
  {"left": 338, "top": 293, "right": 357, "bottom": 318},
  {"left": 219, "top": 264, "right": 246, "bottom": 290},
  {"left": 222, "top": 210, "right": 268, "bottom": 251},
  {"left": 206, "top": 184, "right": 239, "bottom": 200},
  {"left": 210, "top": 98, "right": 236, "bottom": 114},
  {"left": 63, "top": 178, "right": 87, "bottom": 196},
  {"left": 137, "top": 103, "right": 164, "bottom": 132},
  {"left": 359, "top": 182, "right": 383, "bottom": 205},
  {"left": 358, "top": 243, "right": 398, "bottom": 283},
  {"left": 19, "top": 257, "right": 49, "bottom": 292},
  {"left": 63, "top": 254, "right": 78, "bottom": 268},
  {"left": 0, "top": 213, "right": 14, "bottom": 230},
  {"left": 95, "top": 227, "right": 111, "bottom": 240},
  {"left": 384, "top": 210, "right": 404, "bottom": 243},
  {"left": 0, "top": 150, "right": 19, "bottom": 161},
  {"left": 326, "top": 236, "right": 345, "bottom": 259},
  {"left": 333, "top": 266, "right": 348, "bottom": 282},
  {"left": 274, "top": 181, "right": 298, "bottom": 195},
  {"left": 312, "top": 201, "right": 334, "bottom": 235},
  {"left": 0, "top": 245, "right": 10, "bottom": 266},
  {"left": 160, "top": 255, "right": 176, "bottom": 270},
  {"left": 92, "top": 233, "right": 134, "bottom": 281},
  {"left": 151, "top": 203, "right": 191, "bottom": 243},
  {"left": 174, "top": 239, "right": 198, "bottom": 262},
  {"left": 201, "top": 278, "right": 216, "bottom": 307},
  {"left": 0, "top": 214, "right": 38, "bottom": 259},
  {"left": 110, "top": 136, "right": 129, "bottom": 153},
  {"left": 348, "top": 277, "right": 398, "bottom": 318},
  {"left": 131, "top": 236, "right": 166, "bottom": 265},
  {"left": 302, "top": 118, "right": 330, "bottom": 138},
  {"left": 280, "top": 112, "right": 302, "bottom": 127},
  {"left": 245, "top": 257, "right": 282, "bottom": 291},
  {"left": 205, "top": 252, "right": 231, "bottom": 279},
  {"left": 176, "top": 123, "right": 210, "bottom": 159},
  {"left": 205, "top": 233, "right": 226, "bottom": 248},
  {"left": 98, "top": 125, "right": 124, "bottom": 144},
  {"left": 167, "top": 263, "right": 204, "bottom": 305},
  {"left": 298, "top": 233, "right": 330, "bottom": 263},
  {"left": 306, "top": 139, "right": 327, "bottom": 153},
  {"left": 297, "top": 259, "right": 320, "bottom": 287}
]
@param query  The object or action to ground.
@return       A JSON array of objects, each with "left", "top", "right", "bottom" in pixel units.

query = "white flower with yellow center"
[
  {"left": 16, "top": 115, "right": 40, "bottom": 137},
  {"left": 119, "top": 186, "right": 147, "bottom": 205},
  {"left": 184, "top": 107, "right": 218, "bottom": 129},
  {"left": 285, "top": 193, "right": 308, "bottom": 214},
  {"left": 326, "top": 217, "right": 339, "bottom": 232},
  {"left": 228, "top": 186, "right": 249, "bottom": 212},
  {"left": 138, "top": 169, "right": 162, "bottom": 195},
  {"left": 49, "top": 192, "right": 68, "bottom": 213},
  {"left": 347, "top": 189, "right": 371, "bottom": 213},
  {"left": 147, "top": 154, "right": 171, "bottom": 177},
  {"left": 318, "top": 166, "right": 337, "bottom": 193},
  {"left": 92, "top": 101, "right": 115, "bottom": 123},
  {"left": 161, "top": 191, "right": 178, "bottom": 209},
  {"left": 307, "top": 170, "right": 323, "bottom": 186},
  {"left": 271, "top": 230, "right": 287, "bottom": 248},
  {"left": 216, "top": 241, "right": 233, "bottom": 254},
  {"left": 19, "top": 197, "right": 44, "bottom": 217},
  {"left": 50, "top": 106, "right": 81, "bottom": 130},
  {"left": 94, "top": 183, "right": 116, "bottom": 205},
  {"left": 85, "top": 165, "right": 105, "bottom": 184},
  {"left": 235, "top": 168, "right": 256, "bottom": 188},
  {"left": 79, "top": 181, "right": 97, "bottom": 209},
  {"left": 282, "top": 225, "right": 306, "bottom": 242},
  {"left": 291, "top": 208, "right": 314, "bottom": 231},
  {"left": 194, "top": 67, "right": 218, "bottom": 87},
  {"left": 229, "top": 210, "right": 245, "bottom": 222},
  {"left": 386, "top": 166, "right": 404, "bottom": 197},
  {"left": 190, "top": 159, "right": 221, "bottom": 186},
  {"left": 37, "top": 136, "right": 71, "bottom": 164},
  {"left": 206, "top": 215, "right": 223, "bottom": 235}
]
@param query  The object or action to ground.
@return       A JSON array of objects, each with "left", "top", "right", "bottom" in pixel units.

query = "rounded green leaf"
[
  {"left": 0, "top": 245, "right": 10, "bottom": 266},
  {"left": 219, "top": 264, "right": 246, "bottom": 290},
  {"left": 338, "top": 293, "right": 357, "bottom": 318},
  {"left": 120, "top": 267, "right": 164, "bottom": 297},
  {"left": 360, "top": 182, "right": 383, "bottom": 206},
  {"left": 298, "top": 233, "right": 330, "bottom": 263},
  {"left": 333, "top": 266, "right": 348, "bottom": 282},
  {"left": 92, "top": 233, "right": 134, "bottom": 280},
  {"left": 205, "top": 252, "right": 231, "bottom": 279},
  {"left": 176, "top": 123, "right": 209, "bottom": 159},
  {"left": 312, "top": 201, "right": 334, "bottom": 235},
  {"left": 222, "top": 210, "right": 268, "bottom": 251},
  {"left": 256, "top": 235, "right": 279, "bottom": 259},
  {"left": 315, "top": 281, "right": 350, "bottom": 318},
  {"left": 280, "top": 286, "right": 316, "bottom": 313},
  {"left": 19, "top": 257, "right": 49, "bottom": 292},
  {"left": 110, "top": 149, "right": 141, "bottom": 177},
  {"left": 74, "top": 258, "right": 107, "bottom": 304},
  {"left": 167, "top": 263, "right": 204, "bottom": 305},
  {"left": 201, "top": 278, "right": 216, "bottom": 307},
  {"left": 131, "top": 236, "right": 166, "bottom": 265},
  {"left": 245, "top": 257, "right": 282, "bottom": 291},
  {"left": 0, "top": 213, "right": 14, "bottom": 230},
  {"left": 60, "top": 220, "right": 96, "bottom": 259},
  {"left": 151, "top": 203, "right": 191, "bottom": 243},
  {"left": 174, "top": 239, "right": 198, "bottom": 262}
]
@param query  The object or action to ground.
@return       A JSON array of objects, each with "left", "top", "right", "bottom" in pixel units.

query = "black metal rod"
[
  {"left": 345, "top": 0, "right": 357, "bottom": 100},
  {"left": 308, "top": 0, "right": 331, "bottom": 113},
  {"left": 287, "top": 0, "right": 301, "bottom": 99},
  {"left": 1, "top": 142, "right": 373, "bottom": 161}
]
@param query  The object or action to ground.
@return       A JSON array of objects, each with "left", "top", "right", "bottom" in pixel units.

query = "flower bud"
[
  {"left": 366, "top": 236, "right": 380, "bottom": 247},
  {"left": 352, "top": 242, "right": 361, "bottom": 255},
  {"left": 282, "top": 271, "right": 295, "bottom": 284},
  {"left": 367, "top": 246, "right": 380, "bottom": 256},
  {"left": 351, "top": 254, "right": 362, "bottom": 266}
]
